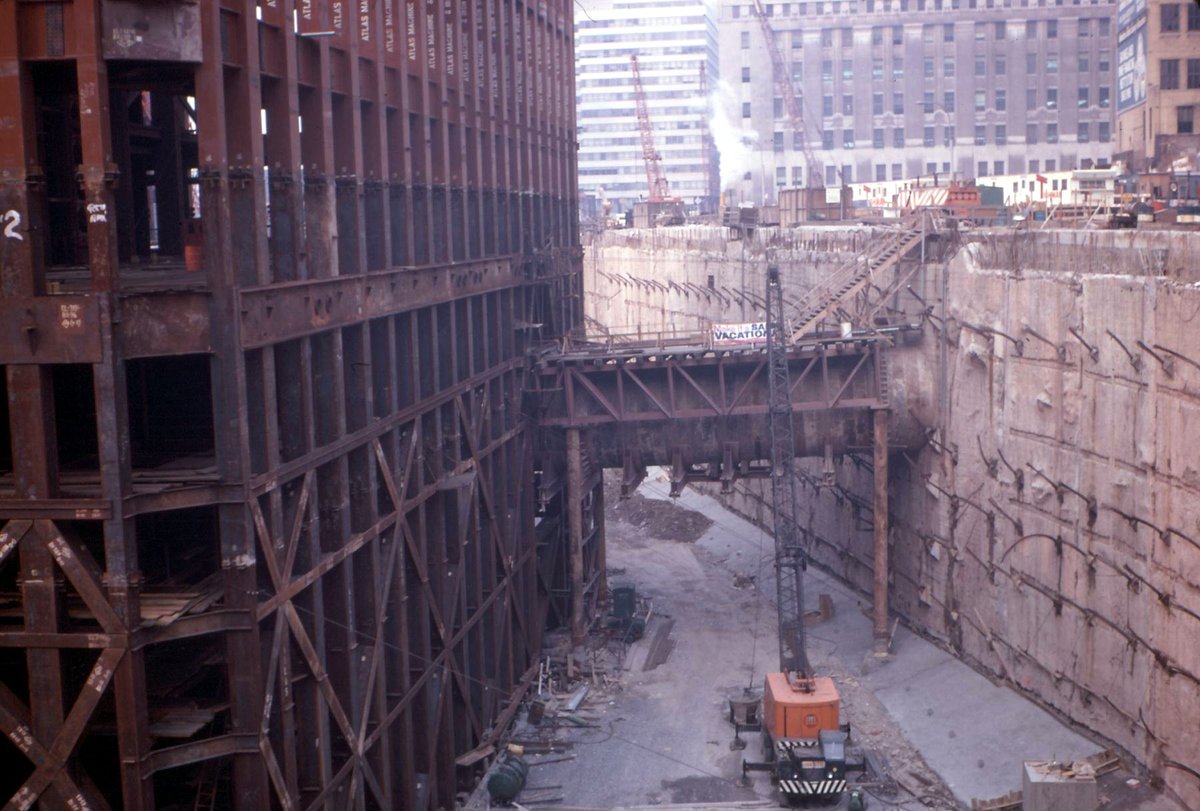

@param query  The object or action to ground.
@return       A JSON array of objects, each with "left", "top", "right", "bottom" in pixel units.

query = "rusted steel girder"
[{"left": 534, "top": 338, "right": 924, "bottom": 468}]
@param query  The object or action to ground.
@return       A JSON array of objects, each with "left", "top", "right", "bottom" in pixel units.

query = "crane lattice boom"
[
  {"left": 630, "top": 54, "right": 672, "bottom": 202},
  {"left": 750, "top": 1, "right": 823, "bottom": 188},
  {"left": 766, "top": 266, "right": 811, "bottom": 678}
]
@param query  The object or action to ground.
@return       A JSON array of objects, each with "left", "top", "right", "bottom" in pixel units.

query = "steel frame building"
[{"left": 0, "top": 1, "right": 589, "bottom": 809}]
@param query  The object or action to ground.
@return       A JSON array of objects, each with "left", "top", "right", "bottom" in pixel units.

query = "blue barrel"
[{"left": 487, "top": 755, "right": 528, "bottom": 803}]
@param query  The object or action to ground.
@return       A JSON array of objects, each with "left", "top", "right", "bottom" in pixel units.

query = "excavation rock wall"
[{"left": 585, "top": 225, "right": 1200, "bottom": 807}]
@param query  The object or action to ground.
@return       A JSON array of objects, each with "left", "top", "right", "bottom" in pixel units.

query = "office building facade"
[{"left": 720, "top": 0, "right": 1118, "bottom": 203}]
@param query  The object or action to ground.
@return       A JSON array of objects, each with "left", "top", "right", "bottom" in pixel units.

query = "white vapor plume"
[{"left": 708, "top": 80, "right": 757, "bottom": 191}]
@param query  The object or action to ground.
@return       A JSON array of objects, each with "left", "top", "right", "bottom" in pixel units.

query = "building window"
[
  {"left": 944, "top": 22, "right": 955, "bottom": 41},
  {"left": 826, "top": 165, "right": 838, "bottom": 185},
  {"left": 774, "top": 97, "right": 785, "bottom": 117},
  {"left": 792, "top": 31, "right": 804, "bottom": 49},
  {"left": 1161, "top": 59, "right": 1180, "bottom": 90},
  {"left": 1047, "top": 19, "right": 1057, "bottom": 37},
  {"left": 843, "top": 27, "right": 854, "bottom": 46},
  {"left": 1078, "top": 87, "right": 1089, "bottom": 107},
  {"left": 1078, "top": 122, "right": 1090, "bottom": 142},
  {"left": 975, "top": 90, "right": 987, "bottom": 111},
  {"left": 923, "top": 91, "right": 935, "bottom": 112},
  {"left": 1026, "top": 123, "right": 1038, "bottom": 144},
  {"left": 792, "top": 61, "right": 803, "bottom": 80},
  {"left": 1099, "top": 86, "right": 1110, "bottom": 108},
  {"left": 978, "top": 160, "right": 988, "bottom": 177},
  {"left": 995, "top": 56, "right": 1006, "bottom": 75},
  {"left": 823, "top": 95, "right": 834, "bottom": 116},
  {"left": 893, "top": 93, "right": 904, "bottom": 114},
  {"left": 822, "top": 60, "right": 833, "bottom": 80},
  {"left": 843, "top": 95, "right": 854, "bottom": 114},
  {"left": 996, "top": 124, "right": 1007, "bottom": 145},
  {"left": 944, "top": 58, "right": 955, "bottom": 77},
  {"left": 1161, "top": 3, "right": 1180, "bottom": 32},
  {"left": 742, "top": 102, "right": 752, "bottom": 118},
  {"left": 873, "top": 58, "right": 884, "bottom": 78},
  {"left": 776, "top": 166, "right": 787, "bottom": 185},
  {"left": 996, "top": 20, "right": 1007, "bottom": 38},
  {"left": 822, "top": 130, "right": 834, "bottom": 148},
  {"left": 975, "top": 125, "right": 987, "bottom": 144},
  {"left": 1190, "top": 3, "right": 1200, "bottom": 30},
  {"left": 1027, "top": 52, "right": 1038, "bottom": 74},
  {"left": 1026, "top": 19, "right": 1037, "bottom": 37},
  {"left": 1047, "top": 88, "right": 1058, "bottom": 109},
  {"left": 742, "top": 67, "right": 751, "bottom": 82},
  {"left": 924, "top": 57, "right": 935, "bottom": 78},
  {"left": 927, "top": 161, "right": 938, "bottom": 174},
  {"left": 893, "top": 25, "right": 903, "bottom": 44},
  {"left": 893, "top": 59, "right": 904, "bottom": 78},
  {"left": 1188, "top": 59, "right": 1200, "bottom": 89},
  {"left": 1079, "top": 54, "right": 1089, "bottom": 72},
  {"left": 893, "top": 127, "right": 905, "bottom": 147},
  {"left": 741, "top": 31, "right": 751, "bottom": 49},
  {"left": 1047, "top": 56, "right": 1058, "bottom": 73},
  {"left": 945, "top": 125, "right": 956, "bottom": 145},
  {"left": 994, "top": 160, "right": 1004, "bottom": 175},
  {"left": 843, "top": 129, "right": 856, "bottom": 148},
  {"left": 1099, "top": 17, "right": 1111, "bottom": 36},
  {"left": 1180, "top": 106, "right": 1196, "bottom": 134},
  {"left": 793, "top": 132, "right": 805, "bottom": 150},
  {"left": 876, "top": 163, "right": 887, "bottom": 181},
  {"left": 873, "top": 128, "right": 885, "bottom": 147},
  {"left": 1045, "top": 159, "right": 1056, "bottom": 171},
  {"left": 996, "top": 90, "right": 1007, "bottom": 111},
  {"left": 975, "top": 21, "right": 986, "bottom": 40},
  {"left": 1027, "top": 88, "right": 1038, "bottom": 109},
  {"left": 892, "top": 162, "right": 903, "bottom": 180},
  {"left": 1099, "top": 121, "right": 1111, "bottom": 142},
  {"left": 924, "top": 125, "right": 935, "bottom": 145},
  {"left": 1099, "top": 53, "right": 1111, "bottom": 72},
  {"left": 1078, "top": 18, "right": 1091, "bottom": 37},
  {"left": 873, "top": 93, "right": 884, "bottom": 114},
  {"left": 944, "top": 90, "right": 956, "bottom": 112},
  {"left": 774, "top": 131, "right": 785, "bottom": 151},
  {"left": 842, "top": 61, "right": 854, "bottom": 80},
  {"left": 1030, "top": 160, "right": 1040, "bottom": 173},
  {"left": 975, "top": 57, "right": 986, "bottom": 76},
  {"left": 1046, "top": 123, "right": 1058, "bottom": 143},
  {"left": 922, "top": 23, "right": 935, "bottom": 42},
  {"left": 873, "top": 26, "right": 885, "bottom": 45},
  {"left": 821, "top": 28, "right": 834, "bottom": 47}
]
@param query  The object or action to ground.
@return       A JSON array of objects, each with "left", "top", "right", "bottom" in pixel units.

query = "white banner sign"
[{"left": 712, "top": 322, "right": 768, "bottom": 345}]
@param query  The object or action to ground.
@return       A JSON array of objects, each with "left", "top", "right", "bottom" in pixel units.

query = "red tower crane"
[
  {"left": 750, "top": 1, "right": 824, "bottom": 188},
  {"left": 630, "top": 54, "right": 672, "bottom": 202}
]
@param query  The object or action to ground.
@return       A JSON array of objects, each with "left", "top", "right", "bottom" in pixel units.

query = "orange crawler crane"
[{"left": 739, "top": 267, "right": 866, "bottom": 804}]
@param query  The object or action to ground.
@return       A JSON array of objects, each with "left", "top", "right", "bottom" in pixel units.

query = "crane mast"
[
  {"left": 750, "top": 0, "right": 823, "bottom": 189},
  {"left": 765, "top": 266, "right": 810, "bottom": 678},
  {"left": 630, "top": 54, "right": 672, "bottom": 202}
]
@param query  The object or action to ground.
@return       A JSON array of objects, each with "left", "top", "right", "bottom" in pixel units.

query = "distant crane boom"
[
  {"left": 630, "top": 54, "right": 672, "bottom": 202},
  {"left": 750, "top": 1, "right": 823, "bottom": 189}
]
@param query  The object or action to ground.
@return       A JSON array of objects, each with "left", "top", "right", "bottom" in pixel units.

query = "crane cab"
[{"left": 763, "top": 672, "right": 840, "bottom": 740}]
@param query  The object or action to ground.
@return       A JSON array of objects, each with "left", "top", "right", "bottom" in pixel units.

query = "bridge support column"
[
  {"left": 873, "top": 409, "right": 891, "bottom": 654},
  {"left": 567, "top": 428, "right": 586, "bottom": 646}
]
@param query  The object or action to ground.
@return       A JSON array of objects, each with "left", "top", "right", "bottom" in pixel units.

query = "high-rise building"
[
  {"left": 719, "top": 0, "right": 1118, "bottom": 203},
  {"left": 1114, "top": 0, "right": 1200, "bottom": 171},
  {"left": 576, "top": 0, "right": 720, "bottom": 213}
]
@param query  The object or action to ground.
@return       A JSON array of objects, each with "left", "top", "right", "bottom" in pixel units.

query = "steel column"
[{"left": 873, "top": 409, "right": 890, "bottom": 653}]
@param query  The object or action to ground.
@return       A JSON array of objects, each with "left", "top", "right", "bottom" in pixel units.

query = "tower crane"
[
  {"left": 749, "top": 1, "right": 824, "bottom": 189},
  {"left": 739, "top": 266, "right": 865, "bottom": 803},
  {"left": 630, "top": 54, "right": 673, "bottom": 202}
]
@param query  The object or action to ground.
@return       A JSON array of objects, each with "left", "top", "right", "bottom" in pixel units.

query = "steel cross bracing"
[
  {"left": 766, "top": 266, "right": 811, "bottom": 677},
  {"left": 0, "top": 1, "right": 587, "bottom": 810}
]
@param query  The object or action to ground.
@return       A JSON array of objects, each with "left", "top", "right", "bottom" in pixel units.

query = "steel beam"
[{"left": 873, "top": 409, "right": 891, "bottom": 653}]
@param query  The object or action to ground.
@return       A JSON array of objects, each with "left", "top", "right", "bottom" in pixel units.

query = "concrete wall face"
[{"left": 584, "top": 225, "right": 1200, "bottom": 808}]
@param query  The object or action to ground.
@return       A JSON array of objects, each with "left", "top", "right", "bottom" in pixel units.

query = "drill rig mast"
[{"left": 630, "top": 53, "right": 672, "bottom": 202}]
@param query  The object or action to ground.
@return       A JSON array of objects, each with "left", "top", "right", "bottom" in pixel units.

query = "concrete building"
[
  {"left": 1114, "top": 0, "right": 1200, "bottom": 171},
  {"left": 576, "top": 0, "right": 719, "bottom": 213},
  {"left": 720, "top": 0, "right": 1118, "bottom": 203}
]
